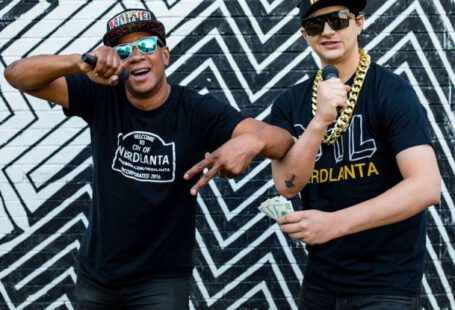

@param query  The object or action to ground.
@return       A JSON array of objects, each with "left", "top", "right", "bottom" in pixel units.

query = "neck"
[
  {"left": 126, "top": 80, "right": 171, "bottom": 111},
  {"left": 323, "top": 48, "right": 361, "bottom": 83}
]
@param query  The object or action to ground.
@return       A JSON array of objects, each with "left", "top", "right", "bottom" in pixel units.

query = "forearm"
[
  {"left": 253, "top": 124, "right": 294, "bottom": 159},
  {"left": 272, "top": 119, "right": 327, "bottom": 197},
  {"left": 333, "top": 174, "right": 441, "bottom": 239},
  {"left": 231, "top": 118, "right": 294, "bottom": 160},
  {"left": 4, "top": 54, "right": 81, "bottom": 91}
]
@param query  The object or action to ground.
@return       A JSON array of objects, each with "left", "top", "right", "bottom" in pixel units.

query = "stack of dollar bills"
[{"left": 258, "top": 196, "right": 294, "bottom": 220}]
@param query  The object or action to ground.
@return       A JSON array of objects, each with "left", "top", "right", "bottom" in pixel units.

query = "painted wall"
[{"left": 0, "top": 0, "right": 453, "bottom": 309}]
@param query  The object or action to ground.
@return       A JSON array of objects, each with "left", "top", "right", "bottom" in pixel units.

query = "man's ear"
[
  {"left": 300, "top": 27, "right": 309, "bottom": 41},
  {"left": 161, "top": 46, "right": 170, "bottom": 66},
  {"left": 355, "top": 14, "right": 365, "bottom": 36}
]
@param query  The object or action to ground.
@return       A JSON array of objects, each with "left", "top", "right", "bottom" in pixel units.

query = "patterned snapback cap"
[{"left": 102, "top": 9, "right": 166, "bottom": 47}]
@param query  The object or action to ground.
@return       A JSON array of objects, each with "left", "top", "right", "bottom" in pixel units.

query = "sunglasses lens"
[
  {"left": 137, "top": 37, "right": 157, "bottom": 54},
  {"left": 303, "top": 17, "right": 324, "bottom": 36},
  {"left": 327, "top": 11, "right": 350, "bottom": 31},
  {"left": 115, "top": 44, "right": 132, "bottom": 60},
  {"left": 328, "top": 17, "right": 349, "bottom": 31}
]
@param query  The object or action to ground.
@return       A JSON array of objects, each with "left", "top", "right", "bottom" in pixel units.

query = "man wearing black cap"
[
  {"left": 270, "top": 0, "right": 441, "bottom": 309},
  {"left": 4, "top": 8, "right": 294, "bottom": 309}
]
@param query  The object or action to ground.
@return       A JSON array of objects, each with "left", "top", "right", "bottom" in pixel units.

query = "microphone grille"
[{"left": 322, "top": 65, "right": 339, "bottom": 80}]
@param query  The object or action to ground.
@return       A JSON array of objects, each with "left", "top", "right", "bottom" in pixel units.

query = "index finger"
[
  {"left": 279, "top": 222, "right": 302, "bottom": 234},
  {"left": 188, "top": 165, "right": 221, "bottom": 196},
  {"left": 184, "top": 157, "right": 213, "bottom": 181},
  {"left": 277, "top": 211, "right": 302, "bottom": 224},
  {"left": 110, "top": 63, "right": 127, "bottom": 85}
]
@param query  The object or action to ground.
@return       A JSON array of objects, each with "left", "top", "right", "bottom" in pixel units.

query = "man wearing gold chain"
[{"left": 270, "top": 0, "right": 441, "bottom": 309}]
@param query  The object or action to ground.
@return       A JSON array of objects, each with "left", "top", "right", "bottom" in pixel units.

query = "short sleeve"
[
  {"left": 63, "top": 74, "right": 97, "bottom": 124},
  {"left": 270, "top": 90, "right": 297, "bottom": 136},
  {"left": 197, "top": 95, "right": 246, "bottom": 150},
  {"left": 380, "top": 85, "right": 431, "bottom": 155}
]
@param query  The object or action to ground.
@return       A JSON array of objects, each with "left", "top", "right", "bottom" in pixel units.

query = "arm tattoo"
[{"left": 285, "top": 174, "right": 297, "bottom": 188}]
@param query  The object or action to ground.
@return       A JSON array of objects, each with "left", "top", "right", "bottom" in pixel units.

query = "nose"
[
  {"left": 321, "top": 21, "right": 336, "bottom": 35},
  {"left": 129, "top": 46, "right": 145, "bottom": 61}
]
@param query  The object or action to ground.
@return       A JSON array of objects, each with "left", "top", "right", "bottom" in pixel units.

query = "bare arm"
[
  {"left": 278, "top": 144, "right": 441, "bottom": 245},
  {"left": 272, "top": 117, "right": 326, "bottom": 198},
  {"left": 272, "top": 79, "right": 350, "bottom": 198},
  {"left": 184, "top": 118, "right": 294, "bottom": 195},
  {"left": 4, "top": 54, "right": 82, "bottom": 108},
  {"left": 231, "top": 118, "right": 295, "bottom": 159},
  {"left": 3, "top": 46, "right": 123, "bottom": 108}
]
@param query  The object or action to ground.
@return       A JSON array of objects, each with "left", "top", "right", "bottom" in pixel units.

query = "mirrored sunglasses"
[
  {"left": 302, "top": 9, "right": 354, "bottom": 36},
  {"left": 114, "top": 36, "right": 163, "bottom": 61}
]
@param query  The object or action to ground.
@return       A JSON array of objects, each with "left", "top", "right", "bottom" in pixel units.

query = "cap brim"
[{"left": 302, "top": 0, "right": 366, "bottom": 18}]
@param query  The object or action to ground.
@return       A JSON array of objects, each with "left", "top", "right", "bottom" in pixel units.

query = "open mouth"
[
  {"left": 321, "top": 41, "right": 340, "bottom": 47},
  {"left": 131, "top": 68, "right": 151, "bottom": 77}
]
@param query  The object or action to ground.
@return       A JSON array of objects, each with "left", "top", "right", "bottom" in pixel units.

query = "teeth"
[{"left": 133, "top": 68, "right": 150, "bottom": 75}]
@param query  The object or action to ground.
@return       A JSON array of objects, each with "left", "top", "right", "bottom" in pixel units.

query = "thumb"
[
  {"left": 79, "top": 61, "right": 94, "bottom": 74},
  {"left": 108, "top": 75, "right": 119, "bottom": 86}
]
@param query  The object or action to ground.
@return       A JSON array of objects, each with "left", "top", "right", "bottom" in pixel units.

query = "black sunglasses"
[{"left": 302, "top": 9, "right": 355, "bottom": 36}]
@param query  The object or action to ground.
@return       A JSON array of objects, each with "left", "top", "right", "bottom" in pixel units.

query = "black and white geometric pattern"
[{"left": 0, "top": 0, "right": 453, "bottom": 309}]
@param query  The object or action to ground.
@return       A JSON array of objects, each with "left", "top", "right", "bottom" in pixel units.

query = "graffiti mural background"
[{"left": 0, "top": 0, "right": 453, "bottom": 309}]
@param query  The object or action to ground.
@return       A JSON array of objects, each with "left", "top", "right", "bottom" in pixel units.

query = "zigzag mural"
[{"left": 0, "top": 0, "right": 453, "bottom": 309}]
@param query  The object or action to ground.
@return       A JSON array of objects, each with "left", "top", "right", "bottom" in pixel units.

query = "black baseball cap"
[
  {"left": 299, "top": 0, "right": 367, "bottom": 19},
  {"left": 103, "top": 9, "right": 166, "bottom": 47}
]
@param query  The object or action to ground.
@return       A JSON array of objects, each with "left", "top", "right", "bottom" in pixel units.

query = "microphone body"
[
  {"left": 321, "top": 65, "right": 343, "bottom": 115},
  {"left": 81, "top": 53, "right": 128, "bottom": 82},
  {"left": 322, "top": 65, "right": 339, "bottom": 80},
  {"left": 81, "top": 53, "right": 97, "bottom": 67}
]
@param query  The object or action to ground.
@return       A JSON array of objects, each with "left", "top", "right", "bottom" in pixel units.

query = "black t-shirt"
[
  {"left": 64, "top": 75, "right": 245, "bottom": 286},
  {"left": 271, "top": 62, "right": 431, "bottom": 296}
]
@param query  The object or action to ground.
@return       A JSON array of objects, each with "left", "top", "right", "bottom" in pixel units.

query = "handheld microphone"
[
  {"left": 322, "top": 65, "right": 339, "bottom": 80},
  {"left": 81, "top": 53, "right": 128, "bottom": 82},
  {"left": 322, "top": 65, "right": 343, "bottom": 115},
  {"left": 81, "top": 53, "right": 97, "bottom": 67}
]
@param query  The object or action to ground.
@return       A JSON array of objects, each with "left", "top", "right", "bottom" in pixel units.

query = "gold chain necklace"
[{"left": 312, "top": 48, "right": 371, "bottom": 145}]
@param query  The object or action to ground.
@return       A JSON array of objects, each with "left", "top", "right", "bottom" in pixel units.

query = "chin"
[
  {"left": 321, "top": 51, "right": 345, "bottom": 63},
  {"left": 127, "top": 83, "right": 155, "bottom": 97}
]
